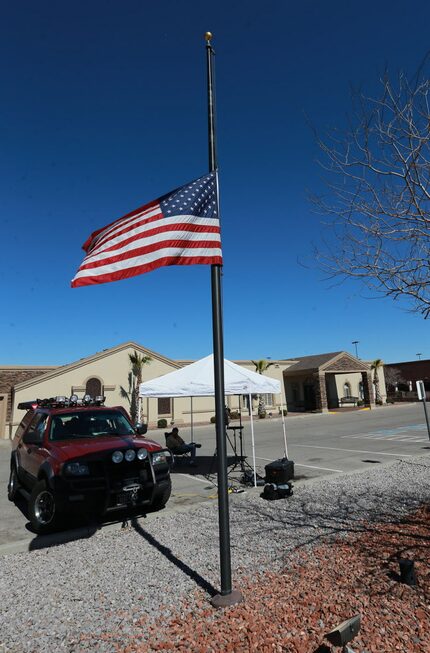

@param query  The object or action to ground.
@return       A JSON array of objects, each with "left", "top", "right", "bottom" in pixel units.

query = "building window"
[
  {"left": 343, "top": 382, "right": 351, "bottom": 398},
  {"left": 358, "top": 381, "right": 364, "bottom": 400},
  {"left": 158, "top": 397, "right": 171, "bottom": 415},
  {"left": 262, "top": 393, "right": 273, "bottom": 407},
  {"left": 86, "top": 377, "right": 102, "bottom": 398}
]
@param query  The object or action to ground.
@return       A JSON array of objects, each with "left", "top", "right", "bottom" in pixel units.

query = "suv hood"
[{"left": 48, "top": 435, "right": 162, "bottom": 462}]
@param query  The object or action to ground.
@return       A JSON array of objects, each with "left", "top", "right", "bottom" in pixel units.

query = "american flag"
[{"left": 71, "top": 172, "right": 222, "bottom": 288}]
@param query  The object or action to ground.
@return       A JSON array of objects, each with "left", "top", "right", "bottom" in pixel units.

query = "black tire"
[
  {"left": 150, "top": 481, "right": 172, "bottom": 511},
  {"left": 28, "top": 480, "right": 59, "bottom": 534},
  {"left": 7, "top": 463, "right": 20, "bottom": 502}
]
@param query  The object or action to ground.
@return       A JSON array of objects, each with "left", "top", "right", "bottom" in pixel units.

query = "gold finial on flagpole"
[{"left": 205, "top": 32, "right": 213, "bottom": 43}]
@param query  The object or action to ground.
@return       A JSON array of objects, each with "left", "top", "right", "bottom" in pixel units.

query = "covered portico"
[{"left": 283, "top": 352, "right": 375, "bottom": 413}]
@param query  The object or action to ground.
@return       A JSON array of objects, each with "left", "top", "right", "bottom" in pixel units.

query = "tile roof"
[{"left": 283, "top": 352, "right": 343, "bottom": 373}]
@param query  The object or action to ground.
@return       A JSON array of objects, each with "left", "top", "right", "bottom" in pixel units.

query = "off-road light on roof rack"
[
  {"left": 17, "top": 400, "right": 39, "bottom": 410},
  {"left": 18, "top": 394, "right": 106, "bottom": 410}
]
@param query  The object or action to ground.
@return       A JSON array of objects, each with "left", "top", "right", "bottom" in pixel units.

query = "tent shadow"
[{"left": 169, "top": 454, "right": 246, "bottom": 477}]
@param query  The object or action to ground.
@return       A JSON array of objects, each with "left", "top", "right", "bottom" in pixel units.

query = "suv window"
[
  {"left": 26, "top": 413, "right": 49, "bottom": 443},
  {"left": 49, "top": 410, "right": 135, "bottom": 441},
  {"left": 15, "top": 411, "right": 36, "bottom": 440}
]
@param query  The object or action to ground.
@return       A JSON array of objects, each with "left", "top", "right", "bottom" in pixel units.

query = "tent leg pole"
[
  {"left": 281, "top": 403, "right": 288, "bottom": 458},
  {"left": 191, "top": 397, "right": 194, "bottom": 443},
  {"left": 249, "top": 393, "right": 257, "bottom": 488}
]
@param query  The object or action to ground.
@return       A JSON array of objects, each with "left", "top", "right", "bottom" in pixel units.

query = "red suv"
[{"left": 8, "top": 395, "right": 172, "bottom": 534}]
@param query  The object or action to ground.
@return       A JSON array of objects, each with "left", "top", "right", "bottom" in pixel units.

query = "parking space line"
[
  {"left": 294, "top": 444, "right": 413, "bottom": 457},
  {"left": 175, "top": 473, "right": 211, "bottom": 484},
  {"left": 344, "top": 433, "right": 426, "bottom": 441},
  {"left": 255, "top": 456, "right": 342, "bottom": 473}
]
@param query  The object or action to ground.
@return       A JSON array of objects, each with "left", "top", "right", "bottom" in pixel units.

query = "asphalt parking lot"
[{"left": 1, "top": 402, "right": 429, "bottom": 553}]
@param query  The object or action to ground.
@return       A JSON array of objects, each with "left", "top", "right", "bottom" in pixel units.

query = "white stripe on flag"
[
  {"left": 73, "top": 246, "right": 223, "bottom": 281},
  {"left": 86, "top": 216, "right": 221, "bottom": 263}
]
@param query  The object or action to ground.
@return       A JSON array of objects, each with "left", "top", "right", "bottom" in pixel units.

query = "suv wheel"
[
  {"left": 7, "top": 464, "right": 20, "bottom": 502},
  {"left": 29, "top": 480, "right": 58, "bottom": 534},
  {"left": 150, "top": 481, "right": 172, "bottom": 511}
]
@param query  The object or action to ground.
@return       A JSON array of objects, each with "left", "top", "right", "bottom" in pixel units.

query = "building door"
[
  {"left": 0, "top": 394, "right": 6, "bottom": 439},
  {"left": 303, "top": 385, "right": 316, "bottom": 411}
]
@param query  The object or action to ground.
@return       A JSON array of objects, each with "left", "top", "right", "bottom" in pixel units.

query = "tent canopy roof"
[{"left": 139, "top": 354, "right": 281, "bottom": 398}]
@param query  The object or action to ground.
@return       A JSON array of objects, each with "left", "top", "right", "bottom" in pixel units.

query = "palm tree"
[
  {"left": 371, "top": 359, "right": 383, "bottom": 404},
  {"left": 251, "top": 359, "right": 274, "bottom": 417},
  {"left": 121, "top": 350, "right": 152, "bottom": 423}
]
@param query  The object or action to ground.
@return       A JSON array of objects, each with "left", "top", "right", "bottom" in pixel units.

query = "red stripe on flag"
[
  {"left": 89, "top": 207, "right": 164, "bottom": 253},
  {"left": 71, "top": 255, "right": 223, "bottom": 288},
  {"left": 91, "top": 223, "right": 221, "bottom": 257},
  {"left": 78, "top": 238, "right": 222, "bottom": 271},
  {"left": 82, "top": 199, "right": 160, "bottom": 252}
]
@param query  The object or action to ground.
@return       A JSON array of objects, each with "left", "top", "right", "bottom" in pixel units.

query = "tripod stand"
[
  {"left": 207, "top": 426, "right": 239, "bottom": 478},
  {"left": 206, "top": 398, "right": 256, "bottom": 483}
]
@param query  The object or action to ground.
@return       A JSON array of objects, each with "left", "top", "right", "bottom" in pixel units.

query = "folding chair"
[{"left": 164, "top": 433, "right": 193, "bottom": 465}]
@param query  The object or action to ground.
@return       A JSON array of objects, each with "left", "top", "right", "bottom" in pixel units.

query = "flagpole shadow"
[{"left": 130, "top": 517, "right": 217, "bottom": 597}]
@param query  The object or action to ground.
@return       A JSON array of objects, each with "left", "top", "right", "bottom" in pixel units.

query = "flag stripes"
[{"left": 71, "top": 172, "right": 222, "bottom": 288}]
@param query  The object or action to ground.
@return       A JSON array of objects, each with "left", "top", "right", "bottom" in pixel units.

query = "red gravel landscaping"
[{"left": 99, "top": 505, "right": 430, "bottom": 653}]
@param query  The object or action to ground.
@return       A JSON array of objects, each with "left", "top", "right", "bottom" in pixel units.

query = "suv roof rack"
[{"left": 17, "top": 395, "right": 106, "bottom": 410}]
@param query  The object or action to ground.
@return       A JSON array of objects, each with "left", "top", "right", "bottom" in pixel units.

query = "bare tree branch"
[{"left": 312, "top": 68, "right": 430, "bottom": 317}]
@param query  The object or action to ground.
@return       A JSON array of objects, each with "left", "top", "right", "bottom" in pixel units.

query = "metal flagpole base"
[{"left": 210, "top": 589, "right": 243, "bottom": 608}]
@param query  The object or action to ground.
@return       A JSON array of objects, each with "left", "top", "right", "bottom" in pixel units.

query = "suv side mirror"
[
  {"left": 23, "top": 431, "right": 43, "bottom": 445},
  {"left": 135, "top": 423, "right": 148, "bottom": 435}
]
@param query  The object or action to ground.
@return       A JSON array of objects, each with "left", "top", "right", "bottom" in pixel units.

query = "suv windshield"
[{"left": 49, "top": 410, "right": 135, "bottom": 441}]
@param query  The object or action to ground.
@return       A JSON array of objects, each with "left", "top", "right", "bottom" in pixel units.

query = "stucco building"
[
  {"left": 0, "top": 343, "right": 385, "bottom": 439},
  {"left": 384, "top": 358, "right": 430, "bottom": 399}
]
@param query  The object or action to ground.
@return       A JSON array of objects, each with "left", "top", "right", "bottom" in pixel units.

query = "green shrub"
[
  {"left": 157, "top": 418, "right": 168, "bottom": 428},
  {"left": 258, "top": 411, "right": 266, "bottom": 419},
  {"left": 375, "top": 399, "right": 383, "bottom": 405},
  {"left": 210, "top": 416, "right": 216, "bottom": 423},
  {"left": 357, "top": 400, "right": 364, "bottom": 406},
  {"left": 229, "top": 410, "right": 240, "bottom": 420},
  {"left": 278, "top": 409, "right": 288, "bottom": 416}
]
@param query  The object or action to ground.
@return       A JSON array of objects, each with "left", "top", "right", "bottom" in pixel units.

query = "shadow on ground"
[{"left": 169, "top": 454, "right": 247, "bottom": 477}]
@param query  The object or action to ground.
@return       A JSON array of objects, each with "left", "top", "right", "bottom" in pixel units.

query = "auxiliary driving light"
[
  {"left": 125, "top": 449, "right": 136, "bottom": 462},
  {"left": 137, "top": 448, "right": 148, "bottom": 460},
  {"left": 112, "top": 450, "right": 124, "bottom": 464}
]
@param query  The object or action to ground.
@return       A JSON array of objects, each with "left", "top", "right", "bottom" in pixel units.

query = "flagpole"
[{"left": 205, "top": 31, "right": 243, "bottom": 608}]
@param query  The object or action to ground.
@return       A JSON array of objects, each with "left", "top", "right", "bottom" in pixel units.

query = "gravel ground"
[{"left": 1, "top": 455, "right": 430, "bottom": 653}]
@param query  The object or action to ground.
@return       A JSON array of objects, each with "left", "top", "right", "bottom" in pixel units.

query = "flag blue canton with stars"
[{"left": 160, "top": 171, "right": 218, "bottom": 218}]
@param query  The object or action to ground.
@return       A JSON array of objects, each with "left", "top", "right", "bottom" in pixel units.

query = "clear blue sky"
[{"left": 2, "top": 0, "right": 429, "bottom": 366}]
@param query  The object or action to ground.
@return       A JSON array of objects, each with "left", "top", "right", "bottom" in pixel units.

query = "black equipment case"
[{"left": 265, "top": 458, "right": 294, "bottom": 484}]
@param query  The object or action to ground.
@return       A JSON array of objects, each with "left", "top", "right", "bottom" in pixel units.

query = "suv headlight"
[
  {"left": 112, "top": 450, "right": 124, "bottom": 463},
  {"left": 152, "top": 451, "right": 168, "bottom": 466},
  {"left": 64, "top": 462, "right": 90, "bottom": 476}
]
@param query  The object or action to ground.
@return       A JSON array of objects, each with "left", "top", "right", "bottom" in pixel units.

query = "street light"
[
  {"left": 352, "top": 341, "right": 359, "bottom": 358},
  {"left": 417, "top": 353, "right": 422, "bottom": 360}
]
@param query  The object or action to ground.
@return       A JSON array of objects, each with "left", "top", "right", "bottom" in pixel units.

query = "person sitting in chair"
[{"left": 165, "top": 427, "right": 201, "bottom": 465}]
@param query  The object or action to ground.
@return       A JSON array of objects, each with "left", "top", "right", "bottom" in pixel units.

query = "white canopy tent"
[{"left": 138, "top": 354, "right": 288, "bottom": 486}]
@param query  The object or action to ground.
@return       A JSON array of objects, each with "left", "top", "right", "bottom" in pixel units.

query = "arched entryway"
[{"left": 283, "top": 352, "right": 375, "bottom": 413}]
